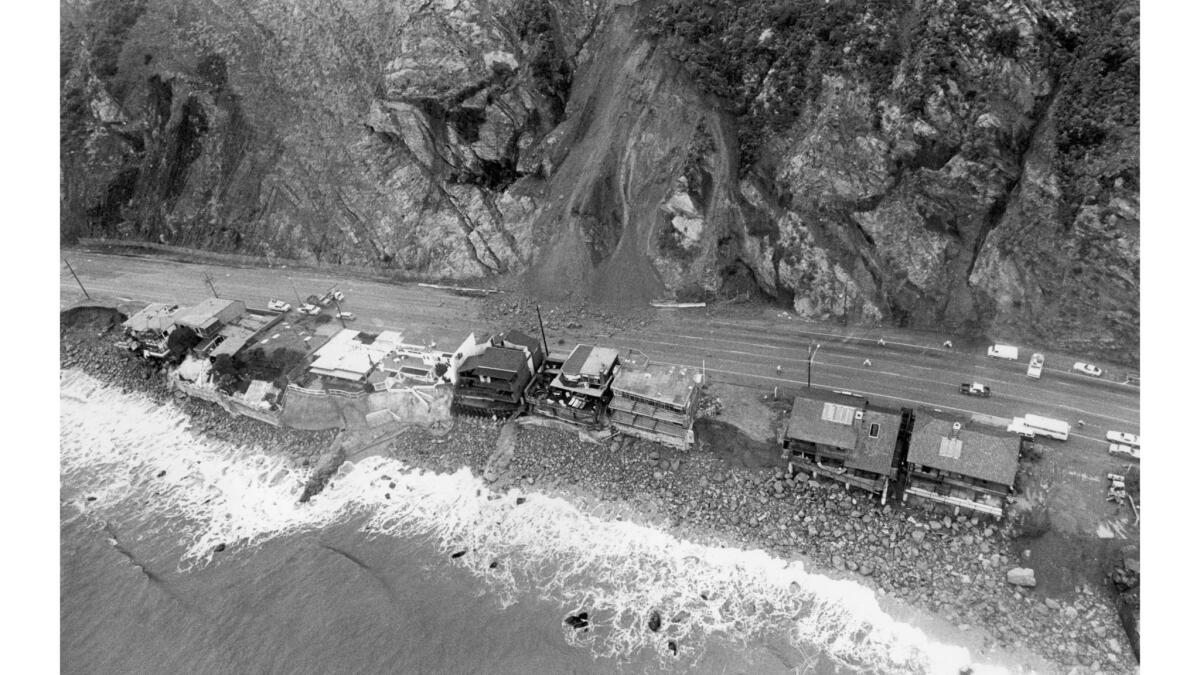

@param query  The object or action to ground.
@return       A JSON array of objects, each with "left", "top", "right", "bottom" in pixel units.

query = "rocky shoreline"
[{"left": 61, "top": 309, "right": 1135, "bottom": 674}]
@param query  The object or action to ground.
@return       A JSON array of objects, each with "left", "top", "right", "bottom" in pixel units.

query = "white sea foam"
[{"left": 61, "top": 370, "right": 1015, "bottom": 674}]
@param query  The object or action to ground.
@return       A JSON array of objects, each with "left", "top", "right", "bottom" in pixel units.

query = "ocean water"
[{"left": 60, "top": 370, "right": 1008, "bottom": 674}]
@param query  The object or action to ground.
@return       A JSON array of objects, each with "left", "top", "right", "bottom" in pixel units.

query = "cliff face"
[{"left": 60, "top": 0, "right": 1140, "bottom": 362}]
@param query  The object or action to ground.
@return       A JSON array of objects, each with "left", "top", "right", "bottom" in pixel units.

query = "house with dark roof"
[
  {"left": 783, "top": 390, "right": 905, "bottom": 501},
  {"left": 609, "top": 361, "right": 701, "bottom": 450},
  {"left": 903, "top": 414, "right": 1020, "bottom": 518},
  {"left": 527, "top": 344, "right": 621, "bottom": 426},
  {"left": 450, "top": 330, "right": 544, "bottom": 413}
]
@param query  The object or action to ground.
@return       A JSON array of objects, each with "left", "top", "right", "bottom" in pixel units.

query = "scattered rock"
[
  {"left": 214, "top": 543, "right": 226, "bottom": 553},
  {"left": 667, "top": 639, "right": 678, "bottom": 655},
  {"left": 451, "top": 550, "right": 467, "bottom": 559},
  {"left": 1006, "top": 568, "right": 1037, "bottom": 588},
  {"left": 912, "top": 530, "right": 926, "bottom": 543},
  {"left": 648, "top": 610, "right": 662, "bottom": 632},
  {"left": 516, "top": 497, "right": 526, "bottom": 505},
  {"left": 565, "top": 612, "right": 589, "bottom": 629}
]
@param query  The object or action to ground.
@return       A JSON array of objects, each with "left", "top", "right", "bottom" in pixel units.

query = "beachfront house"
[
  {"left": 450, "top": 330, "right": 544, "bottom": 414},
  {"left": 121, "top": 302, "right": 180, "bottom": 358},
  {"left": 903, "top": 414, "right": 1020, "bottom": 518},
  {"left": 608, "top": 361, "right": 702, "bottom": 450},
  {"left": 527, "top": 344, "right": 621, "bottom": 426},
  {"left": 173, "top": 298, "right": 246, "bottom": 339},
  {"left": 783, "top": 390, "right": 904, "bottom": 503},
  {"left": 299, "top": 329, "right": 405, "bottom": 395}
]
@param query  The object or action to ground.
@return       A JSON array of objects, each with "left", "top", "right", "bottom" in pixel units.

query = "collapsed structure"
[
  {"left": 120, "top": 303, "right": 179, "bottom": 358},
  {"left": 527, "top": 344, "right": 620, "bottom": 426}
]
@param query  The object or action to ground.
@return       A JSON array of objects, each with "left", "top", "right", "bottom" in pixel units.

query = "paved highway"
[{"left": 61, "top": 249, "right": 1139, "bottom": 448}]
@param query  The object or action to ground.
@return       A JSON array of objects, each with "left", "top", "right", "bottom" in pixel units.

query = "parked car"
[
  {"left": 959, "top": 382, "right": 991, "bottom": 397},
  {"left": 1108, "top": 443, "right": 1141, "bottom": 460},
  {"left": 832, "top": 389, "right": 865, "bottom": 399},
  {"left": 1072, "top": 362, "right": 1103, "bottom": 377},
  {"left": 267, "top": 299, "right": 291, "bottom": 313},
  {"left": 1106, "top": 430, "right": 1140, "bottom": 446},
  {"left": 336, "top": 312, "right": 356, "bottom": 321},
  {"left": 299, "top": 303, "right": 321, "bottom": 316}
]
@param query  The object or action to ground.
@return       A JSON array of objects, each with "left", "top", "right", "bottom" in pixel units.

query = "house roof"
[
  {"left": 785, "top": 391, "right": 902, "bottom": 476},
  {"left": 611, "top": 362, "right": 700, "bottom": 410},
  {"left": 209, "top": 312, "right": 279, "bottom": 358},
  {"left": 123, "top": 303, "right": 179, "bottom": 334},
  {"left": 174, "top": 298, "right": 243, "bottom": 329},
  {"left": 460, "top": 346, "right": 528, "bottom": 378},
  {"left": 561, "top": 345, "right": 620, "bottom": 381},
  {"left": 495, "top": 330, "right": 542, "bottom": 355},
  {"left": 908, "top": 414, "right": 1020, "bottom": 487},
  {"left": 307, "top": 329, "right": 381, "bottom": 380}
]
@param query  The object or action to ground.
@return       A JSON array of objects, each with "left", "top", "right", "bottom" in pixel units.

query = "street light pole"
[{"left": 807, "top": 342, "right": 821, "bottom": 388}]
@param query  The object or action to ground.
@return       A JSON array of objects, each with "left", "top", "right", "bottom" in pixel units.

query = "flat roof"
[
  {"left": 561, "top": 345, "right": 620, "bottom": 381},
  {"left": 174, "top": 298, "right": 243, "bottom": 329},
  {"left": 308, "top": 329, "right": 386, "bottom": 379},
  {"left": 785, "top": 391, "right": 902, "bottom": 476},
  {"left": 908, "top": 414, "right": 1020, "bottom": 487},
  {"left": 122, "top": 303, "right": 179, "bottom": 334},
  {"left": 611, "top": 362, "right": 699, "bottom": 409},
  {"left": 209, "top": 312, "right": 278, "bottom": 358},
  {"left": 495, "top": 330, "right": 542, "bottom": 355}
]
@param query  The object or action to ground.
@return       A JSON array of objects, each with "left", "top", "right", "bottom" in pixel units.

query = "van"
[{"left": 988, "top": 344, "right": 1019, "bottom": 360}]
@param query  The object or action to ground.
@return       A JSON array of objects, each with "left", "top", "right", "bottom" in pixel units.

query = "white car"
[
  {"left": 1106, "top": 430, "right": 1140, "bottom": 446},
  {"left": 331, "top": 290, "right": 345, "bottom": 302},
  {"left": 336, "top": 312, "right": 356, "bottom": 321},
  {"left": 1072, "top": 362, "right": 1103, "bottom": 377},
  {"left": 267, "top": 299, "right": 291, "bottom": 313},
  {"left": 1108, "top": 443, "right": 1141, "bottom": 460},
  {"left": 299, "top": 303, "right": 321, "bottom": 316}
]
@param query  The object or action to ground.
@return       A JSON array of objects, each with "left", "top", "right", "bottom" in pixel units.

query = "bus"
[{"left": 1008, "top": 414, "right": 1070, "bottom": 441}]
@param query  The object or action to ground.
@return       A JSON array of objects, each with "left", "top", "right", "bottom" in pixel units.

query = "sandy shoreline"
[{"left": 60, "top": 310, "right": 1135, "bottom": 674}]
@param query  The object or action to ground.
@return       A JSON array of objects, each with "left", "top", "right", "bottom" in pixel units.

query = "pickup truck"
[{"left": 959, "top": 382, "right": 991, "bottom": 397}]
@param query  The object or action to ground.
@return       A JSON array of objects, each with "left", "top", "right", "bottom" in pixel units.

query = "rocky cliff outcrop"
[{"left": 60, "top": 0, "right": 1139, "bottom": 363}]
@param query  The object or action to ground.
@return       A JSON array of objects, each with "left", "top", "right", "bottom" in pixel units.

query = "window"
[{"left": 868, "top": 423, "right": 880, "bottom": 438}]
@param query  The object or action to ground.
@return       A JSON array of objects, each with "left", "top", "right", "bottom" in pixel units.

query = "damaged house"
[
  {"left": 783, "top": 390, "right": 905, "bottom": 503},
  {"left": 120, "top": 303, "right": 180, "bottom": 358},
  {"left": 527, "top": 344, "right": 621, "bottom": 427},
  {"left": 608, "top": 361, "right": 701, "bottom": 450},
  {"left": 903, "top": 414, "right": 1021, "bottom": 518}
]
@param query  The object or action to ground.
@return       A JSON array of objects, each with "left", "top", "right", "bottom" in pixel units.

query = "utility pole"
[
  {"left": 535, "top": 304, "right": 549, "bottom": 357},
  {"left": 63, "top": 258, "right": 90, "bottom": 300},
  {"left": 807, "top": 342, "right": 821, "bottom": 388},
  {"left": 288, "top": 276, "right": 303, "bottom": 306},
  {"left": 333, "top": 298, "right": 346, "bottom": 328},
  {"left": 203, "top": 270, "right": 219, "bottom": 298}
]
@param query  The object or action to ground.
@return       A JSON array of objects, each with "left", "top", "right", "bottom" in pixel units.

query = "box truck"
[{"left": 987, "top": 344, "right": 1019, "bottom": 360}]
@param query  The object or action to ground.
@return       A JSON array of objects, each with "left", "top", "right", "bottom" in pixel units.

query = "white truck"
[
  {"left": 988, "top": 344, "right": 1019, "bottom": 360},
  {"left": 1026, "top": 353, "right": 1044, "bottom": 379},
  {"left": 1008, "top": 414, "right": 1071, "bottom": 441}
]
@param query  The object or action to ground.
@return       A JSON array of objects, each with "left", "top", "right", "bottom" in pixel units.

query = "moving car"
[
  {"left": 1108, "top": 443, "right": 1141, "bottom": 460},
  {"left": 267, "top": 299, "right": 290, "bottom": 313},
  {"left": 959, "top": 382, "right": 991, "bottom": 397},
  {"left": 336, "top": 312, "right": 356, "bottom": 321},
  {"left": 1072, "top": 362, "right": 1103, "bottom": 377},
  {"left": 298, "top": 303, "right": 321, "bottom": 316},
  {"left": 1106, "top": 430, "right": 1140, "bottom": 446}
]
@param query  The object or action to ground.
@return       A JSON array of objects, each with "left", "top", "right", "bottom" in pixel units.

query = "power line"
[{"left": 63, "top": 258, "right": 90, "bottom": 300}]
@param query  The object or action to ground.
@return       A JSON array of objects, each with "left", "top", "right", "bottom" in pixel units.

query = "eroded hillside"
[{"left": 60, "top": 0, "right": 1139, "bottom": 362}]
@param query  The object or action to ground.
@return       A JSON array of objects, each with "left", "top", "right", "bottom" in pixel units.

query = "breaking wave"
[{"left": 60, "top": 370, "right": 1010, "bottom": 674}]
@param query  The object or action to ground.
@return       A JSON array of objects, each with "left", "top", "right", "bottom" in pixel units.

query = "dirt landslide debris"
[{"left": 61, "top": 307, "right": 1135, "bottom": 674}]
